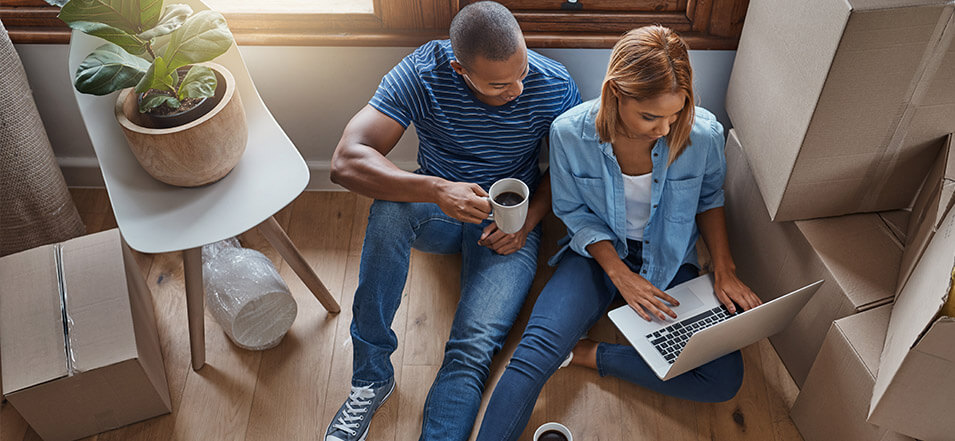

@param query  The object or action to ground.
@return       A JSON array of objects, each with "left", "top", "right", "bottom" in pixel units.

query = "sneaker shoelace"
[{"left": 332, "top": 385, "right": 375, "bottom": 436}]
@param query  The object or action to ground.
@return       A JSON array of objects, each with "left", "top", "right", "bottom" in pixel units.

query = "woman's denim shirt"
[{"left": 548, "top": 99, "right": 727, "bottom": 289}]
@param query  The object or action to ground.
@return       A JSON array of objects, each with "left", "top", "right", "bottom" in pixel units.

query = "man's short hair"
[{"left": 450, "top": 1, "right": 523, "bottom": 67}]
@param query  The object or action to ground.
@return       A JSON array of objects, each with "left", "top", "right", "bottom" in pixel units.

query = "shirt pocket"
[
  {"left": 661, "top": 174, "right": 703, "bottom": 223},
  {"left": 570, "top": 174, "right": 609, "bottom": 217}
]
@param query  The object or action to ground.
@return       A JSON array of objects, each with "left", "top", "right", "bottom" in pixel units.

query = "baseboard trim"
[{"left": 59, "top": 156, "right": 105, "bottom": 188}]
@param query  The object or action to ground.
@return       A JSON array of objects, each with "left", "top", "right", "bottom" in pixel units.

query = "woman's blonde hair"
[{"left": 595, "top": 26, "right": 695, "bottom": 165}]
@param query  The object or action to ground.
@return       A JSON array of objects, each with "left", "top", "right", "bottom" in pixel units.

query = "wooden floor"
[{"left": 1, "top": 189, "right": 803, "bottom": 441}]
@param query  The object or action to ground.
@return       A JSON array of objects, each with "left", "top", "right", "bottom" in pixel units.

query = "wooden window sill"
[{"left": 7, "top": 27, "right": 737, "bottom": 50}]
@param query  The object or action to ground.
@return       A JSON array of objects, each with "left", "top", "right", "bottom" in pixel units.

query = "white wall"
[{"left": 13, "top": 44, "right": 735, "bottom": 189}]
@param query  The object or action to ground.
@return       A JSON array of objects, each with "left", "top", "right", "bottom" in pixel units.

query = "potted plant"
[{"left": 51, "top": 0, "right": 248, "bottom": 187}]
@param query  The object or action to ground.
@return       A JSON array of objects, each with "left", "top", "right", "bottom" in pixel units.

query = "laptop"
[{"left": 608, "top": 274, "right": 823, "bottom": 380}]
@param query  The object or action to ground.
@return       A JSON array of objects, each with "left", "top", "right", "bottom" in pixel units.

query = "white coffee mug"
[
  {"left": 534, "top": 422, "right": 573, "bottom": 441},
  {"left": 487, "top": 178, "right": 530, "bottom": 234}
]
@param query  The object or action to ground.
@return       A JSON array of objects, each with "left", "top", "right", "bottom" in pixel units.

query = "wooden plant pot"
[{"left": 115, "top": 62, "right": 247, "bottom": 187}]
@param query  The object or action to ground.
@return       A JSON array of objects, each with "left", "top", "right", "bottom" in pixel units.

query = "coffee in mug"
[
  {"left": 533, "top": 422, "right": 573, "bottom": 441},
  {"left": 538, "top": 430, "right": 568, "bottom": 441},
  {"left": 487, "top": 178, "right": 530, "bottom": 234},
  {"left": 493, "top": 191, "right": 524, "bottom": 207}
]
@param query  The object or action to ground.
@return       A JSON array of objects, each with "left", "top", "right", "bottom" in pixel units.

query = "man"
[{"left": 325, "top": 2, "right": 580, "bottom": 440}]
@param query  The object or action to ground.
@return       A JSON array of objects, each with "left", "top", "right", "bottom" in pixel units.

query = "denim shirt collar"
[{"left": 581, "top": 102, "right": 615, "bottom": 158}]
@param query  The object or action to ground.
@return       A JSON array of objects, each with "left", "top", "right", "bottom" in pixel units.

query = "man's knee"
[
  {"left": 368, "top": 199, "right": 415, "bottom": 225},
  {"left": 444, "top": 330, "right": 504, "bottom": 374},
  {"left": 362, "top": 200, "right": 421, "bottom": 251}
]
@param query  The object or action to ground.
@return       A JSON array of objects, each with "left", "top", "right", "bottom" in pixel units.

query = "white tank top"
[{"left": 623, "top": 172, "right": 653, "bottom": 240}]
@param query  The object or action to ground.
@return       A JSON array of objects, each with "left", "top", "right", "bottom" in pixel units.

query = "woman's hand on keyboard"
[
  {"left": 713, "top": 269, "right": 761, "bottom": 314},
  {"left": 610, "top": 270, "right": 680, "bottom": 321}
]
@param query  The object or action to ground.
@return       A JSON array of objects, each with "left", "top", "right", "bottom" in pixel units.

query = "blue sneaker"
[{"left": 325, "top": 377, "right": 396, "bottom": 441}]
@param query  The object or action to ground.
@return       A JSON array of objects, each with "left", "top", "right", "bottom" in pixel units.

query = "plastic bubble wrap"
[{"left": 202, "top": 238, "right": 297, "bottom": 350}]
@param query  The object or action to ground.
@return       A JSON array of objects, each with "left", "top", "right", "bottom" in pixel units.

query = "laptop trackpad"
[{"left": 654, "top": 286, "right": 706, "bottom": 324}]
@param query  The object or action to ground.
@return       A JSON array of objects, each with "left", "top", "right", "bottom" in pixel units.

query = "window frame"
[{"left": 1, "top": 0, "right": 747, "bottom": 49}]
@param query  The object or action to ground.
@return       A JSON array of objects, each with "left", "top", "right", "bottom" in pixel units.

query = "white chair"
[{"left": 67, "top": 0, "right": 340, "bottom": 370}]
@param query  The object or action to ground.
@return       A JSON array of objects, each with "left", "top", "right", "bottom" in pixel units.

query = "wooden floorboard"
[
  {"left": 246, "top": 192, "right": 355, "bottom": 441},
  {"left": 0, "top": 400, "right": 29, "bottom": 441},
  {"left": 0, "top": 189, "right": 804, "bottom": 441}
]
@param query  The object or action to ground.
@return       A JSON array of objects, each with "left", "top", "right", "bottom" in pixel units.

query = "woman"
[{"left": 475, "top": 26, "right": 762, "bottom": 440}]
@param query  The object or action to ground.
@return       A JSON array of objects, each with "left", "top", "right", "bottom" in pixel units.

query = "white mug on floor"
[
  {"left": 534, "top": 422, "right": 573, "bottom": 441},
  {"left": 487, "top": 178, "right": 529, "bottom": 234}
]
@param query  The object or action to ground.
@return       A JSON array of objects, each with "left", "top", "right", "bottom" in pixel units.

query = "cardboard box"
[
  {"left": 878, "top": 210, "right": 911, "bottom": 245},
  {"left": 726, "top": 0, "right": 955, "bottom": 221},
  {"left": 724, "top": 129, "right": 902, "bottom": 386},
  {"left": 868, "top": 201, "right": 955, "bottom": 440},
  {"left": 897, "top": 134, "right": 955, "bottom": 292},
  {"left": 791, "top": 305, "right": 914, "bottom": 441},
  {"left": 0, "top": 229, "right": 171, "bottom": 441}
]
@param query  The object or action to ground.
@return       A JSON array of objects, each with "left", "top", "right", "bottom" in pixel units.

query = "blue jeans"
[
  {"left": 350, "top": 200, "right": 541, "bottom": 441},
  {"left": 475, "top": 241, "right": 744, "bottom": 441}
]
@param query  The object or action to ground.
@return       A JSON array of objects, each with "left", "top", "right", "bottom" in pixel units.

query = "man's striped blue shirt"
[{"left": 369, "top": 40, "right": 581, "bottom": 191}]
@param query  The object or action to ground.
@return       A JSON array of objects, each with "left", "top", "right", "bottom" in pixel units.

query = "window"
[
  {"left": 484, "top": 0, "right": 749, "bottom": 49},
  {"left": 203, "top": 0, "right": 374, "bottom": 15},
  {"left": 1, "top": 0, "right": 748, "bottom": 49}
]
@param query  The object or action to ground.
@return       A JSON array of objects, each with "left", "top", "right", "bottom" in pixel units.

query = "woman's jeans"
[
  {"left": 350, "top": 200, "right": 541, "bottom": 441},
  {"left": 475, "top": 241, "right": 744, "bottom": 441}
]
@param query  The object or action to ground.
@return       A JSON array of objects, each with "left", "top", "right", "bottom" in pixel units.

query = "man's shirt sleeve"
[{"left": 369, "top": 55, "right": 422, "bottom": 129}]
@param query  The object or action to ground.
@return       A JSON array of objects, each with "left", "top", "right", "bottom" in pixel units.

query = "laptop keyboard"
[{"left": 645, "top": 305, "right": 735, "bottom": 364}]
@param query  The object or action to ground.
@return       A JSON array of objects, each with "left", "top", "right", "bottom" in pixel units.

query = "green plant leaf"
[
  {"left": 178, "top": 65, "right": 216, "bottom": 100},
  {"left": 67, "top": 21, "right": 148, "bottom": 55},
  {"left": 135, "top": 56, "right": 176, "bottom": 94},
  {"left": 162, "top": 10, "right": 233, "bottom": 71},
  {"left": 59, "top": 0, "right": 163, "bottom": 34},
  {"left": 138, "top": 4, "right": 192, "bottom": 40},
  {"left": 139, "top": 94, "right": 180, "bottom": 113},
  {"left": 73, "top": 43, "right": 150, "bottom": 96},
  {"left": 151, "top": 33, "right": 171, "bottom": 58}
]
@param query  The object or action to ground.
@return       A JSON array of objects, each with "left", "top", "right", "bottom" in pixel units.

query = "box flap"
[
  {"left": 849, "top": 0, "right": 955, "bottom": 11},
  {"left": 833, "top": 305, "right": 893, "bottom": 377},
  {"left": 795, "top": 214, "right": 902, "bottom": 310},
  {"left": 61, "top": 229, "right": 139, "bottom": 373},
  {"left": 898, "top": 135, "right": 955, "bottom": 292},
  {"left": 872, "top": 205, "right": 955, "bottom": 412},
  {"left": 878, "top": 210, "right": 911, "bottom": 245},
  {"left": 912, "top": 316, "right": 955, "bottom": 362},
  {"left": 0, "top": 245, "right": 69, "bottom": 394}
]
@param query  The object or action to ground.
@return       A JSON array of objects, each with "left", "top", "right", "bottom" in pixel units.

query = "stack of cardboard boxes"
[{"left": 725, "top": 0, "right": 955, "bottom": 440}]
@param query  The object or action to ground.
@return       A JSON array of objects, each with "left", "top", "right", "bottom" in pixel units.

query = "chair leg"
[
  {"left": 183, "top": 247, "right": 206, "bottom": 371},
  {"left": 257, "top": 216, "right": 341, "bottom": 313}
]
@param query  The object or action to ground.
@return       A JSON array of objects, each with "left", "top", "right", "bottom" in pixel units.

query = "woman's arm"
[
  {"left": 696, "top": 207, "right": 762, "bottom": 313},
  {"left": 549, "top": 124, "right": 622, "bottom": 258},
  {"left": 587, "top": 240, "right": 679, "bottom": 321}
]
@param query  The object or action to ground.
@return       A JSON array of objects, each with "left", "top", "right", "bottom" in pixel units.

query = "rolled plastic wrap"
[{"left": 202, "top": 238, "right": 297, "bottom": 350}]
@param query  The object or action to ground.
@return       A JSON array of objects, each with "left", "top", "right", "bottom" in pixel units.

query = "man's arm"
[{"left": 331, "top": 105, "right": 492, "bottom": 223}]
